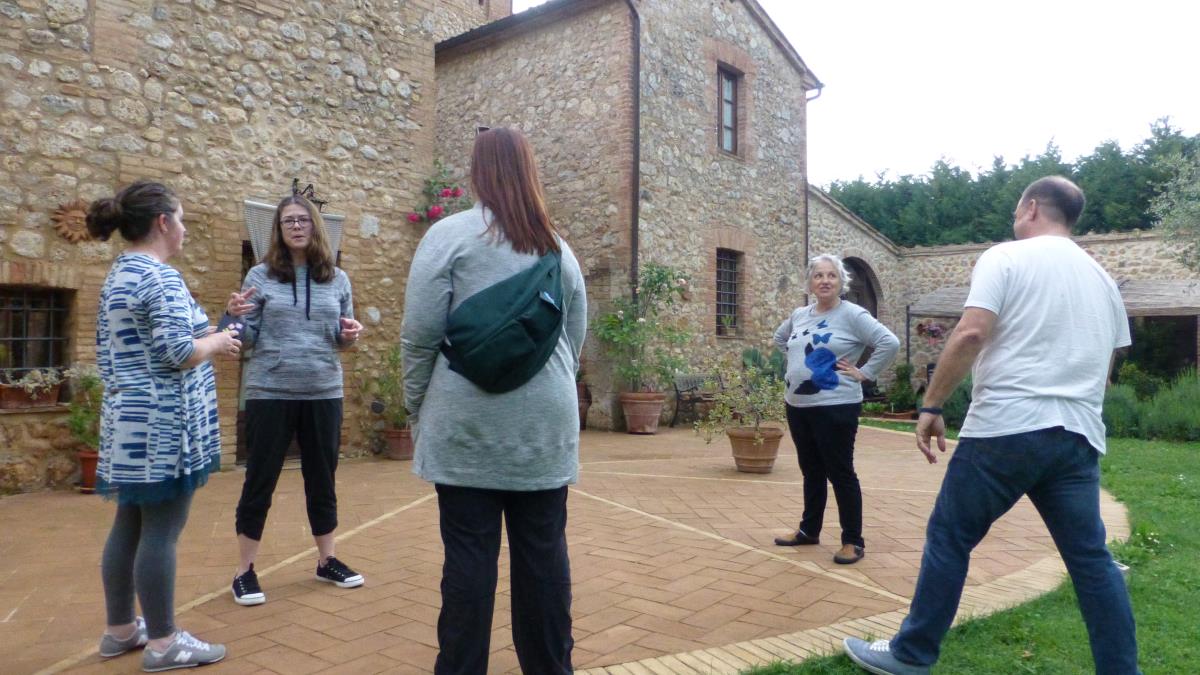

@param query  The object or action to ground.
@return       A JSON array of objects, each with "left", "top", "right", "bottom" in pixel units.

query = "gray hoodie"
[{"left": 238, "top": 263, "right": 355, "bottom": 400}]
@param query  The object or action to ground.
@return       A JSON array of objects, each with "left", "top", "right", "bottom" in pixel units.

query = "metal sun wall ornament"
[{"left": 52, "top": 199, "right": 92, "bottom": 243}]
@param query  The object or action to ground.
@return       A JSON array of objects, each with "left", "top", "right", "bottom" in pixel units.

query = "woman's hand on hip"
[{"left": 836, "top": 358, "right": 867, "bottom": 382}]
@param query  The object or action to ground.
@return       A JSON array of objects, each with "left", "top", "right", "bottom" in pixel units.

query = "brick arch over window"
[{"left": 843, "top": 256, "right": 881, "bottom": 318}]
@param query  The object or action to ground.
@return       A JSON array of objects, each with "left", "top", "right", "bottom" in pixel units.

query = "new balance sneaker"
[
  {"left": 232, "top": 564, "right": 266, "bottom": 606},
  {"left": 843, "top": 637, "right": 930, "bottom": 675},
  {"left": 142, "top": 631, "right": 225, "bottom": 672},
  {"left": 315, "top": 556, "right": 364, "bottom": 588},
  {"left": 99, "top": 616, "right": 148, "bottom": 657}
]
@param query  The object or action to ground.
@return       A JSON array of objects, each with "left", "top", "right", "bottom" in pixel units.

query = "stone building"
[
  {"left": 3, "top": 0, "right": 1197, "bottom": 494},
  {"left": 0, "top": 0, "right": 511, "bottom": 492},
  {"left": 436, "top": 0, "right": 822, "bottom": 427}
]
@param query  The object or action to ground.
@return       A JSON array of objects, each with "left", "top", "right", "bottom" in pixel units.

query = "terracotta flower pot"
[
  {"left": 727, "top": 426, "right": 785, "bottom": 474},
  {"left": 78, "top": 448, "right": 99, "bottom": 494},
  {"left": 383, "top": 427, "right": 413, "bottom": 461},
  {"left": 619, "top": 391, "right": 666, "bottom": 434},
  {"left": 0, "top": 383, "right": 62, "bottom": 409}
]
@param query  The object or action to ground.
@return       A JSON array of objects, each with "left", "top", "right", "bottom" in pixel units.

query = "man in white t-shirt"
[{"left": 844, "top": 177, "right": 1140, "bottom": 675}]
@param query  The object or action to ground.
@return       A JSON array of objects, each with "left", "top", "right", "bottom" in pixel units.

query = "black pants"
[
  {"left": 786, "top": 402, "right": 864, "bottom": 547},
  {"left": 434, "top": 484, "right": 573, "bottom": 675},
  {"left": 235, "top": 398, "right": 343, "bottom": 541}
]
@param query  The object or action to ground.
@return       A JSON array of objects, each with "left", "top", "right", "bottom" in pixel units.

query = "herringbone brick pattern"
[{"left": 0, "top": 426, "right": 1128, "bottom": 674}]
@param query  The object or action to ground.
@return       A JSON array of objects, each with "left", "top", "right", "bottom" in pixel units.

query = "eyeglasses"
[{"left": 281, "top": 216, "right": 313, "bottom": 229}]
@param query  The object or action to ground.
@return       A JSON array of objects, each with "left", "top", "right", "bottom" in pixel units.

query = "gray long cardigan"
[{"left": 400, "top": 205, "right": 587, "bottom": 491}]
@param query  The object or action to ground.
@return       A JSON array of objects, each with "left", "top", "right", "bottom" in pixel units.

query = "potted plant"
[
  {"left": 695, "top": 361, "right": 788, "bottom": 473},
  {"left": 883, "top": 362, "right": 918, "bottom": 419},
  {"left": 593, "top": 262, "right": 691, "bottom": 434},
  {"left": 63, "top": 365, "right": 102, "bottom": 493},
  {"left": 0, "top": 368, "right": 65, "bottom": 409},
  {"left": 373, "top": 345, "right": 412, "bottom": 460}
]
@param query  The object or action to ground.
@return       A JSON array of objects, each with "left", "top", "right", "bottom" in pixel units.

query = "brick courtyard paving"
[{"left": 1, "top": 426, "right": 1129, "bottom": 674}]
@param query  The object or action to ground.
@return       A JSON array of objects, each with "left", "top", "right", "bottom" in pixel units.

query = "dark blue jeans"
[
  {"left": 891, "top": 427, "right": 1140, "bottom": 674},
  {"left": 434, "top": 484, "right": 573, "bottom": 675}
]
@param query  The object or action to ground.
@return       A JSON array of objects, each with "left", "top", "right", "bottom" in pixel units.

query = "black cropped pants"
[{"left": 235, "top": 398, "right": 343, "bottom": 541}]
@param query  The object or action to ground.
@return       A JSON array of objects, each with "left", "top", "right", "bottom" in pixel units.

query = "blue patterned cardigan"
[{"left": 95, "top": 253, "right": 221, "bottom": 504}]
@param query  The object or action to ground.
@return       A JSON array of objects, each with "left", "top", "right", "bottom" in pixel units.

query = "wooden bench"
[{"left": 670, "top": 373, "right": 723, "bottom": 427}]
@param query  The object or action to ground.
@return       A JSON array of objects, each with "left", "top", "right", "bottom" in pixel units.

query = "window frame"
[
  {"left": 0, "top": 285, "right": 71, "bottom": 378},
  {"left": 717, "top": 66, "right": 739, "bottom": 155},
  {"left": 715, "top": 248, "right": 741, "bottom": 337}
]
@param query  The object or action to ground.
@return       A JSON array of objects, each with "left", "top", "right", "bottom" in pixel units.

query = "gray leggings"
[{"left": 102, "top": 492, "right": 193, "bottom": 639}]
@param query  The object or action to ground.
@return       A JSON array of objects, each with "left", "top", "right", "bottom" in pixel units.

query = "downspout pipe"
[
  {"left": 801, "top": 85, "right": 822, "bottom": 301},
  {"left": 623, "top": 0, "right": 641, "bottom": 305}
]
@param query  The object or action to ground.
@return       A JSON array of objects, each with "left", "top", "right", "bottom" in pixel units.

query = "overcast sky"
[{"left": 511, "top": 0, "right": 1200, "bottom": 186}]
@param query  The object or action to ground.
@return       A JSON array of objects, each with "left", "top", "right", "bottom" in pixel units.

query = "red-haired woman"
[
  {"left": 401, "top": 127, "right": 587, "bottom": 674},
  {"left": 223, "top": 193, "right": 365, "bottom": 606}
]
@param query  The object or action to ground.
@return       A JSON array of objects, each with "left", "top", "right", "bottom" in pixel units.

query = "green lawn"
[{"left": 747, "top": 436, "right": 1199, "bottom": 674}]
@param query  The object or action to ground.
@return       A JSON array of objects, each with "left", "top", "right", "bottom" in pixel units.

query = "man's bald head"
[{"left": 1019, "top": 176, "right": 1086, "bottom": 229}]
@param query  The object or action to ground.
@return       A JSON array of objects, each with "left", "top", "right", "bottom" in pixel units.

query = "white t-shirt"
[{"left": 960, "top": 235, "right": 1130, "bottom": 454}]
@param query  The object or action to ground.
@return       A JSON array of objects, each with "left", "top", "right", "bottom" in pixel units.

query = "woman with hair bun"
[{"left": 88, "top": 179, "right": 236, "bottom": 670}]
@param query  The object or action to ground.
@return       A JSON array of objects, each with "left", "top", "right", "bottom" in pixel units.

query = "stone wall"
[
  {"left": 0, "top": 0, "right": 494, "bottom": 490},
  {"left": 902, "top": 230, "right": 1198, "bottom": 386},
  {"left": 0, "top": 409, "right": 77, "bottom": 494},
  {"left": 435, "top": 0, "right": 636, "bottom": 426},
  {"left": 635, "top": 0, "right": 813, "bottom": 406}
]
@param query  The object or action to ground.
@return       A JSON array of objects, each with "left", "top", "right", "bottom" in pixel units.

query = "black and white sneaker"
[
  {"left": 232, "top": 565, "right": 266, "bottom": 606},
  {"left": 315, "top": 556, "right": 364, "bottom": 588}
]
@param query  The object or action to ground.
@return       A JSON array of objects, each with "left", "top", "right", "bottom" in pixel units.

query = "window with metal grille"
[
  {"left": 0, "top": 286, "right": 71, "bottom": 378},
  {"left": 716, "top": 249, "right": 740, "bottom": 336},
  {"left": 718, "top": 66, "right": 738, "bottom": 154}
]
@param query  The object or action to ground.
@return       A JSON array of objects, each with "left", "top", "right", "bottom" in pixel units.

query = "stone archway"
[{"left": 843, "top": 256, "right": 882, "bottom": 318}]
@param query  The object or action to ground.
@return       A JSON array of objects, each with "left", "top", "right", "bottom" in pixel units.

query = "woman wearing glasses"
[{"left": 223, "top": 193, "right": 365, "bottom": 606}]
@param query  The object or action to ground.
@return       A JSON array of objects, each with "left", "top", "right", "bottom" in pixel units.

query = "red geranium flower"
[
  {"left": 451, "top": 187, "right": 464, "bottom": 197},
  {"left": 428, "top": 205, "right": 444, "bottom": 219},
  {"left": 407, "top": 212, "right": 422, "bottom": 223},
  {"left": 440, "top": 188, "right": 453, "bottom": 198}
]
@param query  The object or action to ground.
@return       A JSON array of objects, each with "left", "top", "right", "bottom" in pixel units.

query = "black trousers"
[
  {"left": 786, "top": 402, "right": 864, "bottom": 547},
  {"left": 235, "top": 398, "right": 343, "bottom": 541},
  {"left": 434, "top": 484, "right": 573, "bottom": 675}
]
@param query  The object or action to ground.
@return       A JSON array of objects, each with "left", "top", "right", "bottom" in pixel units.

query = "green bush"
[
  {"left": 1103, "top": 384, "right": 1141, "bottom": 439},
  {"left": 941, "top": 376, "right": 972, "bottom": 429},
  {"left": 886, "top": 362, "right": 917, "bottom": 412},
  {"left": 1117, "top": 361, "right": 1165, "bottom": 401},
  {"left": 1140, "top": 370, "right": 1200, "bottom": 441}
]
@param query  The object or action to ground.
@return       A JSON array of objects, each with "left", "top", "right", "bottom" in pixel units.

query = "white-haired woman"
[{"left": 772, "top": 254, "right": 899, "bottom": 564}]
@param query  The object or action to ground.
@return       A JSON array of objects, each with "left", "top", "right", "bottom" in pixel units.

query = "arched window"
[{"left": 843, "top": 257, "right": 880, "bottom": 318}]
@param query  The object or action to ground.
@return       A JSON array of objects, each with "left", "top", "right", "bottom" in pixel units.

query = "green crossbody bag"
[{"left": 439, "top": 250, "right": 564, "bottom": 393}]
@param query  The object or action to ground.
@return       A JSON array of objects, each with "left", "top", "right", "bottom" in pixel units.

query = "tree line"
[{"left": 826, "top": 119, "right": 1200, "bottom": 247}]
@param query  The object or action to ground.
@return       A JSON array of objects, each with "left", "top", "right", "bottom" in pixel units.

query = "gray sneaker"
[
  {"left": 142, "top": 630, "right": 226, "bottom": 672},
  {"left": 99, "top": 616, "right": 148, "bottom": 657},
  {"left": 843, "top": 637, "right": 930, "bottom": 675}
]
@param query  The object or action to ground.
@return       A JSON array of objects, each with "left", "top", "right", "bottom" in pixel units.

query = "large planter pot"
[
  {"left": 577, "top": 382, "right": 592, "bottom": 431},
  {"left": 78, "top": 448, "right": 99, "bottom": 494},
  {"left": 0, "top": 383, "right": 62, "bottom": 409},
  {"left": 383, "top": 427, "right": 413, "bottom": 461},
  {"left": 727, "top": 426, "right": 785, "bottom": 474},
  {"left": 619, "top": 391, "right": 666, "bottom": 434}
]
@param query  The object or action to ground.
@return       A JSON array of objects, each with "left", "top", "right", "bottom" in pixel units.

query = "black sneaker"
[
  {"left": 315, "top": 556, "right": 364, "bottom": 588},
  {"left": 232, "top": 565, "right": 265, "bottom": 606}
]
